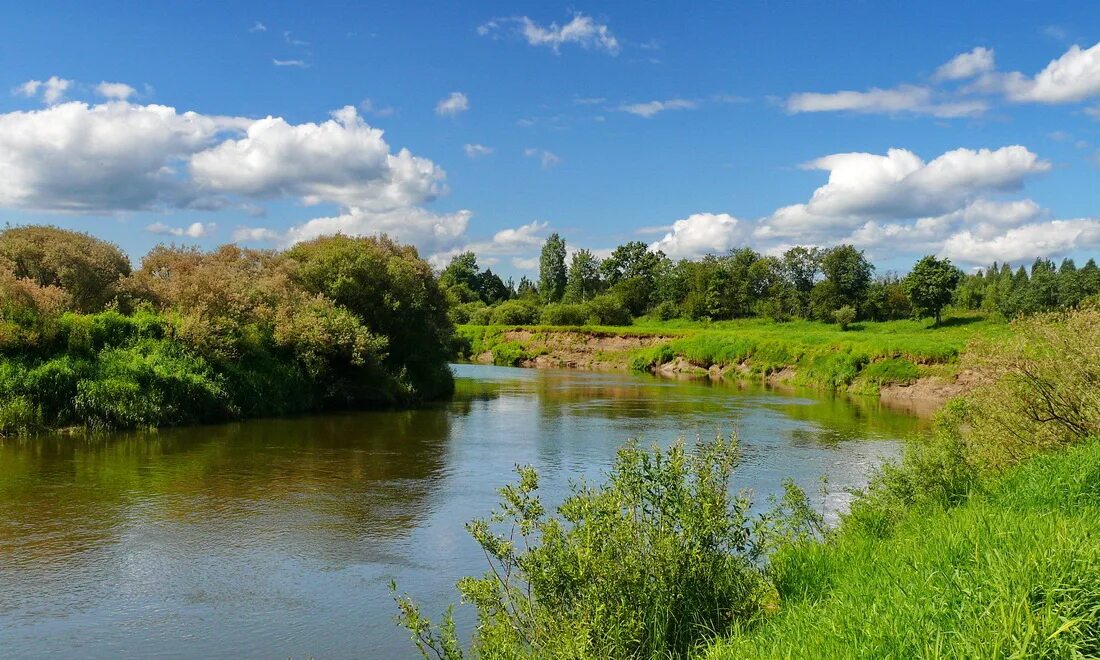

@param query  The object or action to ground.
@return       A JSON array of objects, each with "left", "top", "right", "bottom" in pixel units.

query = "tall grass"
[{"left": 707, "top": 439, "right": 1100, "bottom": 659}]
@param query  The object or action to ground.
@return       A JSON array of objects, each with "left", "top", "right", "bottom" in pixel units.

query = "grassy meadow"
[{"left": 455, "top": 312, "right": 1007, "bottom": 394}]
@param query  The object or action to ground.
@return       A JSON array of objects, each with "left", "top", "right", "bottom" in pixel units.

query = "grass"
[
  {"left": 456, "top": 312, "right": 1006, "bottom": 393},
  {"left": 705, "top": 438, "right": 1100, "bottom": 659}
]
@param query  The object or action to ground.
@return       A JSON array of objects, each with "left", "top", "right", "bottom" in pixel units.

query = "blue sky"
[{"left": 3, "top": 1, "right": 1100, "bottom": 276}]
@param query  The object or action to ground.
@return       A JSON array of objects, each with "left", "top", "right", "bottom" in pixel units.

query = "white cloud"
[
  {"left": 464, "top": 143, "right": 493, "bottom": 158},
  {"left": 0, "top": 95, "right": 447, "bottom": 223},
  {"left": 425, "top": 220, "right": 548, "bottom": 269},
  {"left": 0, "top": 100, "right": 244, "bottom": 211},
  {"left": 232, "top": 226, "right": 283, "bottom": 242},
  {"left": 14, "top": 76, "right": 72, "bottom": 104},
  {"left": 249, "top": 21, "right": 267, "bottom": 32},
  {"left": 435, "top": 92, "right": 469, "bottom": 117},
  {"left": 272, "top": 59, "right": 307, "bottom": 68},
  {"left": 189, "top": 106, "right": 445, "bottom": 210},
  {"left": 617, "top": 98, "right": 697, "bottom": 118},
  {"left": 511, "top": 256, "right": 539, "bottom": 270},
  {"left": 359, "top": 98, "right": 395, "bottom": 118},
  {"left": 786, "top": 84, "right": 987, "bottom": 117},
  {"left": 1000, "top": 42, "right": 1100, "bottom": 103},
  {"left": 95, "top": 81, "right": 137, "bottom": 100},
  {"left": 941, "top": 219, "right": 1100, "bottom": 264},
  {"left": 479, "top": 13, "right": 619, "bottom": 55},
  {"left": 934, "top": 47, "right": 996, "bottom": 81},
  {"left": 146, "top": 221, "right": 215, "bottom": 238},
  {"left": 757, "top": 146, "right": 1049, "bottom": 241},
  {"left": 650, "top": 213, "right": 745, "bottom": 259},
  {"left": 524, "top": 148, "right": 560, "bottom": 168}
]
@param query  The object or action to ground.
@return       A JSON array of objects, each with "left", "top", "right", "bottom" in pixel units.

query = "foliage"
[
  {"left": 953, "top": 305, "right": 1100, "bottom": 471},
  {"left": 0, "top": 226, "right": 455, "bottom": 435},
  {"left": 539, "top": 303, "right": 588, "bottom": 326},
  {"left": 563, "top": 249, "right": 602, "bottom": 303},
  {"left": 490, "top": 299, "right": 541, "bottom": 325},
  {"left": 286, "top": 234, "right": 455, "bottom": 399},
  {"left": 538, "top": 233, "right": 567, "bottom": 303},
  {"left": 0, "top": 225, "right": 131, "bottom": 313},
  {"left": 904, "top": 255, "right": 962, "bottom": 325},
  {"left": 708, "top": 439, "right": 1100, "bottom": 659},
  {"left": 395, "top": 437, "right": 788, "bottom": 659},
  {"left": 582, "top": 293, "right": 632, "bottom": 326},
  {"left": 832, "top": 305, "right": 855, "bottom": 330}
]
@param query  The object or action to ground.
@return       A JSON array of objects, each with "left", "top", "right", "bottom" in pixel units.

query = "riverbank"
[{"left": 455, "top": 314, "right": 1004, "bottom": 413}]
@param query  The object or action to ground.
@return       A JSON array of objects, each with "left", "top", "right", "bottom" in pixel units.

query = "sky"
[{"left": 3, "top": 0, "right": 1100, "bottom": 277}]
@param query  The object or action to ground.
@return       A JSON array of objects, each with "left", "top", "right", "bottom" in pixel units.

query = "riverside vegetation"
[
  {"left": 0, "top": 226, "right": 454, "bottom": 435},
  {"left": 395, "top": 304, "right": 1100, "bottom": 658}
]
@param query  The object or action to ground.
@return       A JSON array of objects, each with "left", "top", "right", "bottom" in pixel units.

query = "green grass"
[
  {"left": 705, "top": 439, "right": 1100, "bottom": 659},
  {"left": 456, "top": 312, "right": 1006, "bottom": 393}
]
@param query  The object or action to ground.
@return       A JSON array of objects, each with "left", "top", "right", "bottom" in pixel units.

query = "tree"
[
  {"left": 903, "top": 255, "right": 962, "bottom": 326},
  {"left": 564, "top": 249, "right": 601, "bottom": 303},
  {"left": 0, "top": 225, "right": 131, "bottom": 313},
  {"left": 539, "top": 233, "right": 567, "bottom": 303},
  {"left": 820, "top": 245, "right": 873, "bottom": 315},
  {"left": 781, "top": 246, "right": 823, "bottom": 318},
  {"left": 600, "top": 241, "right": 667, "bottom": 316},
  {"left": 286, "top": 235, "right": 455, "bottom": 399}
]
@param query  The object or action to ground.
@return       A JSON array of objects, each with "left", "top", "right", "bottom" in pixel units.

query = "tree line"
[{"left": 440, "top": 233, "right": 1100, "bottom": 327}]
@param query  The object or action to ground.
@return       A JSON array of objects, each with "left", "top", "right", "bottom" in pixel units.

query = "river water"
[{"left": 0, "top": 364, "right": 925, "bottom": 658}]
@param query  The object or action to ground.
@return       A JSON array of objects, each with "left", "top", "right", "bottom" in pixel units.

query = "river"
[{"left": 0, "top": 364, "right": 925, "bottom": 658}]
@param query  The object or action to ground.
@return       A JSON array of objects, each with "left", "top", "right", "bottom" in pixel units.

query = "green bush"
[
  {"left": 833, "top": 305, "right": 856, "bottom": 330},
  {"left": 395, "top": 437, "right": 781, "bottom": 658},
  {"left": 539, "top": 303, "right": 588, "bottom": 326},
  {"left": 490, "top": 299, "right": 541, "bottom": 325},
  {"left": 584, "top": 294, "right": 632, "bottom": 326},
  {"left": 490, "top": 340, "right": 529, "bottom": 366}
]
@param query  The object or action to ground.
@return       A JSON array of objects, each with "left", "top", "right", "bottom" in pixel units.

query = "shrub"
[
  {"left": 395, "top": 437, "right": 771, "bottom": 658},
  {"left": 0, "top": 225, "right": 130, "bottom": 313},
  {"left": 490, "top": 340, "right": 528, "bottom": 366},
  {"left": 489, "top": 299, "right": 541, "bottom": 325},
  {"left": 584, "top": 293, "right": 632, "bottom": 326},
  {"left": 468, "top": 305, "right": 494, "bottom": 325},
  {"left": 955, "top": 306, "right": 1100, "bottom": 471},
  {"left": 833, "top": 305, "right": 856, "bottom": 330},
  {"left": 286, "top": 234, "right": 455, "bottom": 400},
  {"left": 539, "top": 303, "right": 588, "bottom": 326}
]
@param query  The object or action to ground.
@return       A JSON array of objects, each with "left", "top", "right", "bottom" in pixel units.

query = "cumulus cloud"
[
  {"left": 617, "top": 98, "right": 697, "bottom": 118},
  {"left": 756, "top": 146, "right": 1049, "bottom": 242},
  {"left": 650, "top": 213, "right": 744, "bottom": 259},
  {"left": 189, "top": 106, "right": 444, "bottom": 210},
  {"left": 1000, "top": 42, "right": 1100, "bottom": 103},
  {"left": 424, "top": 220, "right": 549, "bottom": 268},
  {"left": 146, "top": 221, "right": 216, "bottom": 238},
  {"left": 95, "top": 81, "right": 137, "bottom": 100},
  {"left": 941, "top": 219, "right": 1100, "bottom": 264},
  {"left": 464, "top": 143, "right": 493, "bottom": 158},
  {"left": 524, "top": 148, "right": 560, "bottom": 168},
  {"left": 934, "top": 47, "right": 996, "bottom": 81},
  {"left": 479, "top": 13, "right": 619, "bottom": 55},
  {"left": 435, "top": 92, "right": 469, "bottom": 116},
  {"left": 14, "top": 76, "right": 72, "bottom": 104},
  {"left": 786, "top": 84, "right": 987, "bottom": 117},
  {"left": 0, "top": 100, "right": 244, "bottom": 211},
  {"left": 249, "top": 21, "right": 267, "bottom": 32}
]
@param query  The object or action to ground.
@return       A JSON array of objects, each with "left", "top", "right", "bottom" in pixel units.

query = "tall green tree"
[
  {"left": 564, "top": 249, "right": 602, "bottom": 303},
  {"left": 903, "top": 255, "right": 962, "bottom": 326},
  {"left": 820, "top": 245, "right": 873, "bottom": 316},
  {"left": 539, "top": 233, "right": 567, "bottom": 303}
]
